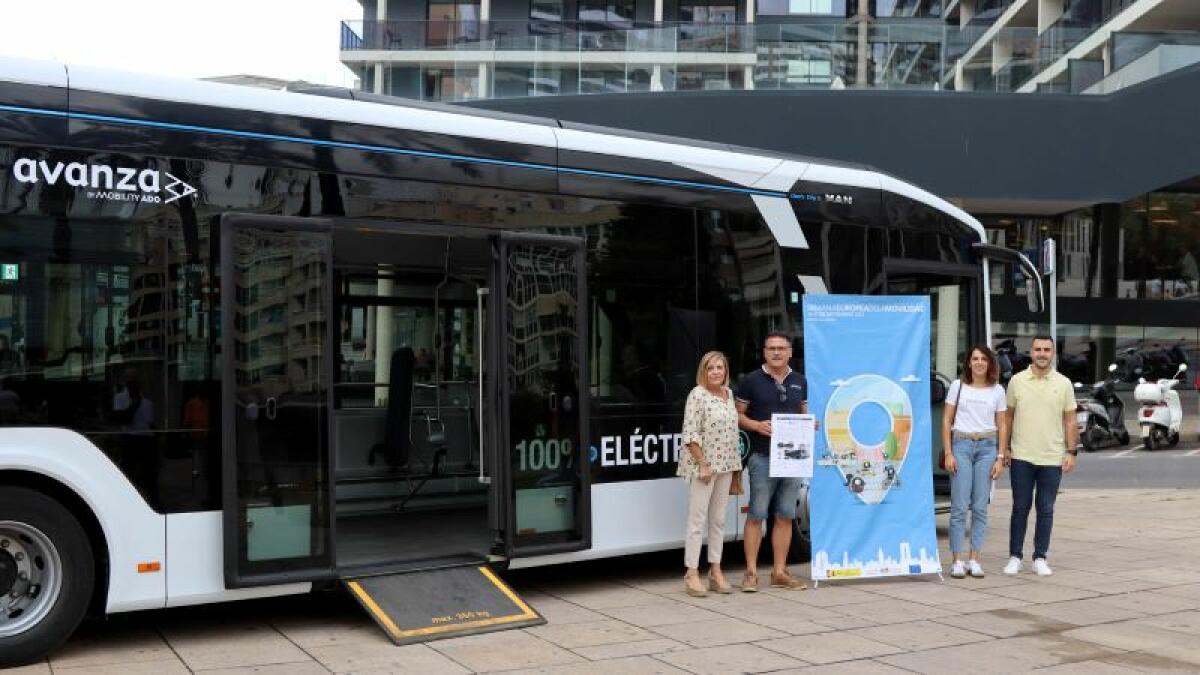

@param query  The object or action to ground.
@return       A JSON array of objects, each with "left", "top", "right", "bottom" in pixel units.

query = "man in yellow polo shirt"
[{"left": 1002, "top": 335, "right": 1078, "bottom": 577}]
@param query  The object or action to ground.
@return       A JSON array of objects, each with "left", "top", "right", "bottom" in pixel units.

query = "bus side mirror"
[{"left": 1025, "top": 274, "right": 1043, "bottom": 313}]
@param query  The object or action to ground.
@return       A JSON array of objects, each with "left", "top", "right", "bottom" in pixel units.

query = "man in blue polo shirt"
[{"left": 735, "top": 331, "right": 808, "bottom": 592}]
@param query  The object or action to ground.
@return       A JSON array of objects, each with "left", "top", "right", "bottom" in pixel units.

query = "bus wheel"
[{"left": 0, "top": 487, "right": 94, "bottom": 667}]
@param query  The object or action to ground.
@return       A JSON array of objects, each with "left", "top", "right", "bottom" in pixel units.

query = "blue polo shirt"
[{"left": 735, "top": 366, "right": 807, "bottom": 455}]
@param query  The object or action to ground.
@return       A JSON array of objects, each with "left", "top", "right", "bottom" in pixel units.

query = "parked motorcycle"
[
  {"left": 1117, "top": 341, "right": 1190, "bottom": 383},
  {"left": 1074, "top": 363, "right": 1130, "bottom": 452},
  {"left": 1134, "top": 364, "right": 1188, "bottom": 450}
]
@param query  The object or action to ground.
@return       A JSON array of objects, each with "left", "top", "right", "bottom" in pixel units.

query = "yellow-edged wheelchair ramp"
[{"left": 343, "top": 565, "right": 544, "bottom": 645}]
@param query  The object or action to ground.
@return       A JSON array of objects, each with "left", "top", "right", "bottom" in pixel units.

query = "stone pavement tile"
[
  {"left": 876, "top": 634, "right": 1125, "bottom": 673},
  {"left": 522, "top": 655, "right": 689, "bottom": 674},
  {"left": 1098, "top": 650, "right": 1200, "bottom": 672},
  {"left": 650, "top": 617, "right": 789, "bottom": 647},
  {"left": 572, "top": 637, "right": 690, "bottom": 660},
  {"left": 1107, "top": 589, "right": 1200, "bottom": 616},
  {"left": 940, "top": 572, "right": 1031, "bottom": 590},
  {"left": 976, "top": 580, "right": 1101, "bottom": 603},
  {"left": 626, "top": 575, "right": 698, "bottom": 596},
  {"left": 810, "top": 614, "right": 876, "bottom": 630},
  {"left": 756, "top": 631, "right": 904, "bottom": 665},
  {"left": 0, "top": 663, "right": 50, "bottom": 675},
  {"left": 849, "top": 619, "right": 993, "bottom": 651},
  {"left": 194, "top": 662, "right": 331, "bottom": 675},
  {"left": 270, "top": 613, "right": 386, "bottom": 649},
  {"left": 48, "top": 628, "right": 176, "bottom": 669},
  {"left": 1112, "top": 566, "right": 1200, "bottom": 586},
  {"left": 700, "top": 593, "right": 832, "bottom": 624},
  {"left": 1158, "top": 583, "right": 1200, "bottom": 601},
  {"left": 1062, "top": 619, "right": 1195, "bottom": 652},
  {"left": 859, "top": 581, "right": 999, "bottom": 606},
  {"left": 525, "top": 618, "right": 657, "bottom": 649},
  {"left": 1140, "top": 610, "right": 1200, "bottom": 636},
  {"left": 1018, "top": 595, "right": 1150, "bottom": 626},
  {"left": 598, "top": 600, "right": 728, "bottom": 627},
  {"left": 938, "top": 594, "right": 1031, "bottom": 614},
  {"left": 162, "top": 621, "right": 311, "bottom": 671},
  {"left": 655, "top": 642, "right": 809, "bottom": 674},
  {"left": 1031, "top": 658, "right": 1144, "bottom": 673},
  {"left": 772, "top": 585, "right": 887, "bottom": 608},
  {"left": 826, "top": 598, "right": 955, "bottom": 625},
  {"left": 428, "top": 630, "right": 584, "bottom": 672},
  {"left": 769, "top": 660, "right": 913, "bottom": 674},
  {"left": 546, "top": 584, "right": 666, "bottom": 610},
  {"left": 309, "top": 641, "right": 470, "bottom": 674},
  {"left": 526, "top": 595, "right": 609, "bottom": 625},
  {"left": 52, "top": 661, "right": 191, "bottom": 675},
  {"left": 930, "top": 608, "right": 1075, "bottom": 639}
]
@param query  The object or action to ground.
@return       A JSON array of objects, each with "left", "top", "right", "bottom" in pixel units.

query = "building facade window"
[
  {"left": 872, "top": 0, "right": 940, "bottom": 19},
  {"left": 427, "top": 0, "right": 482, "bottom": 46},
  {"left": 756, "top": 0, "right": 852, "bottom": 16},
  {"left": 680, "top": 0, "right": 737, "bottom": 23},
  {"left": 531, "top": 0, "right": 564, "bottom": 21},
  {"left": 578, "top": 0, "right": 635, "bottom": 25}
]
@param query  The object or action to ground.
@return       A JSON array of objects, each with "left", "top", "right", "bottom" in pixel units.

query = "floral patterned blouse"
[{"left": 677, "top": 385, "right": 742, "bottom": 480}]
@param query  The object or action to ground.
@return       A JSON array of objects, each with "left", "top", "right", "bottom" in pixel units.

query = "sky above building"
[{"left": 0, "top": 0, "right": 362, "bottom": 86}]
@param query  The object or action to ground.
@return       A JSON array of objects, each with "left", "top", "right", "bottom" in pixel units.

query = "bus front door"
[
  {"left": 493, "top": 233, "right": 592, "bottom": 557},
  {"left": 220, "top": 215, "right": 335, "bottom": 587}
]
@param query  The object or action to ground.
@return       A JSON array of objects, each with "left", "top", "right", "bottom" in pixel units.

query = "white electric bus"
[{"left": 0, "top": 56, "right": 1041, "bottom": 664}]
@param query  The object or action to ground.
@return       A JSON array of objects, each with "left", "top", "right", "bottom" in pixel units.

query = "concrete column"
[
  {"left": 960, "top": 0, "right": 974, "bottom": 28},
  {"left": 935, "top": 285, "right": 960, "bottom": 378},
  {"left": 654, "top": 0, "right": 664, "bottom": 22},
  {"left": 1094, "top": 202, "right": 1121, "bottom": 374},
  {"left": 481, "top": 0, "right": 490, "bottom": 21},
  {"left": 1038, "top": 0, "right": 1064, "bottom": 34},
  {"left": 744, "top": 65, "right": 755, "bottom": 89},
  {"left": 477, "top": 62, "right": 490, "bottom": 98},
  {"left": 651, "top": 65, "right": 664, "bottom": 90},
  {"left": 374, "top": 277, "right": 394, "bottom": 405},
  {"left": 745, "top": 0, "right": 754, "bottom": 23},
  {"left": 374, "top": 63, "right": 386, "bottom": 95},
  {"left": 855, "top": 0, "right": 870, "bottom": 88}
]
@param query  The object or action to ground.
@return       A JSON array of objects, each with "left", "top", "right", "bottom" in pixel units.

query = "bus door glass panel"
[
  {"left": 884, "top": 264, "right": 977, "bottom": 481},
  {"left": 499, "top": 234, "right": 590, "bottom": 554},
  {"left": 223, "top": 219, "right": 332, "bottom": 584}
]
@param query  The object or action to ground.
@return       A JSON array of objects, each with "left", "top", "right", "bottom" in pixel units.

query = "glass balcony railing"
[{"left": 1111, "top": 31, "right": 1200, "bottom": 71}]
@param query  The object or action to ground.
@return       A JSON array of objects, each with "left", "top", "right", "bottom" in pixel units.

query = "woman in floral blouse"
[{"left": 679, "top": 351, "right": 742, "bottom": 597}]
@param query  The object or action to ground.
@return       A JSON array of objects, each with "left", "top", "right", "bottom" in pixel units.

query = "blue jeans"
[
  {"left": 746, "top": 452, "right": 801, "bottom": 521},
  {"left": 1009, "top": 459, "right": 1063, "bottom": 560},
  {"left": 948, "top": 436, "right": 997, "bottom": 555}
]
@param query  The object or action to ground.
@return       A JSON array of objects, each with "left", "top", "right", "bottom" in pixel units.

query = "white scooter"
[{"left": 1134, "top": 363, "right": 1187, "bottom": 450}]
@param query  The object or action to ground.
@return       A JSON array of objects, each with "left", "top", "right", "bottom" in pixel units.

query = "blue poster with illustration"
[{"left": 804, "top": 295, "right": 940, "bottom": 581}]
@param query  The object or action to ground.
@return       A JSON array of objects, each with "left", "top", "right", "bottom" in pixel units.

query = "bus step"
[{"left": 342, "top": 564, "right": 544, "bottom": 645}]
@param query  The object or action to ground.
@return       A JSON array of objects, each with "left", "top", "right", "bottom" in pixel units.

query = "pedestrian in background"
[
  {"left": 942, "top": 345, "right": 1009, "bottom": 579},
  {"left": 1004, "top": 335, "right": 1078, "bottom": 576},
  {"left": 679, "top": 351, "right": 741, "bottom": 597}
]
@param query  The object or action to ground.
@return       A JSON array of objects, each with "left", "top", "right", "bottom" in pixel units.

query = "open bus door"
[
  {"left": 493, "top": 232, "right": 592, "bottom": 557},
  {"left": 220, "top": 215, "right": 337, "bottom": 587}
]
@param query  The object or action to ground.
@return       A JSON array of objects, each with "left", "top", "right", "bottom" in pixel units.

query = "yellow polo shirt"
[{"left": 1006, "top": 368, "right": 1076, "bottom": 466}]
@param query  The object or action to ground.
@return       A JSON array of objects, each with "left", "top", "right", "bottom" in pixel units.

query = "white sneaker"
[
  {"left": 1003, "top": 557, "right": 1022, "bottom": 575},
  {"left": 1032, "top": 559, "right": 1053, "bottom": 576},
  {"left": 968, "top": 560, "right": 985, "bottom": 578},
  {"left": 950, "top": 561, "right": 966, "bottom": 578}
]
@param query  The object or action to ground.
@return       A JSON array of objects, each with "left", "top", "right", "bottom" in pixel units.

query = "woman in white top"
[
  {"left": 679, "top": 351, "right": 742, "bottom": 597},
  {"left": 941, "top": 345, "right": 1011, "bottom": 578}
]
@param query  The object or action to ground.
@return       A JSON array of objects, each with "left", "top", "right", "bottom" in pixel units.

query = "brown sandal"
[
  {"left": 741, "top": 571, "right": 759, "bottom": 593},
  {"left": 708, "top": 573, "right": 734, "bottom": 594},
  {"left": 770, "top": 570, "right": 807, "bottom": 590},
  {"left": 684, "top": 571, "right": 708, "bottom": 597}
]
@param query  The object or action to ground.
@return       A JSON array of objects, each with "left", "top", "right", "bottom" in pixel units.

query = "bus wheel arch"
[{"left": 0, "top": 472, "right": 108, "bottom": 667}]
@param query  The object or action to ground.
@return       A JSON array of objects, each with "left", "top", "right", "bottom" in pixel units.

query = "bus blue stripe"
[{"left": 0, "top": 102, "right": 791, "bottom": 199}]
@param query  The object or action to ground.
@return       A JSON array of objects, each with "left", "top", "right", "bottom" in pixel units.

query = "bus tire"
[{"left": 0, "top": 487, "right": 95, "bottom": 668}]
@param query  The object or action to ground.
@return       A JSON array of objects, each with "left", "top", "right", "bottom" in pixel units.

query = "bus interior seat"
[{"left": 366, "top": 347, "right": 447, "bottom": 474}]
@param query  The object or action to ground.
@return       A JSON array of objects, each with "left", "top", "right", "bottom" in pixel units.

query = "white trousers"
[{"left": 684, "top": 471, "right": 734, "bottom": 569}]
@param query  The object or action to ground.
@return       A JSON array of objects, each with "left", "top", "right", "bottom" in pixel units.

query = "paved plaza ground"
[{"left": 10, "top": 487, "right": 1200, "bottom": 673}]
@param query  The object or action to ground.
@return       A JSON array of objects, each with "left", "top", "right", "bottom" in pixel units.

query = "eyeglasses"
[{"left": 775, "top": 382, "right": 788, "bottom": 404}]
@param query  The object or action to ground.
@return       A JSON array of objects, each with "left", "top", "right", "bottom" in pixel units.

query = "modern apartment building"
[{"left": 337, "top": 0, "right": 1200, "bottom": 387}]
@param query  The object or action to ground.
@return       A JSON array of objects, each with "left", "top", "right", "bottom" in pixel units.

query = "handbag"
[
  {"left": 729, "top": 469, "right": 744, "bottom": 495},
  {"left": 939, "top": 380, "right": 963, "bottom": 471}
]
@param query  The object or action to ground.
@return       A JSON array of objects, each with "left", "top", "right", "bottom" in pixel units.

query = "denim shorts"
[{"left": 746, "top": 452, "right": 801, "bottom": 521}]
